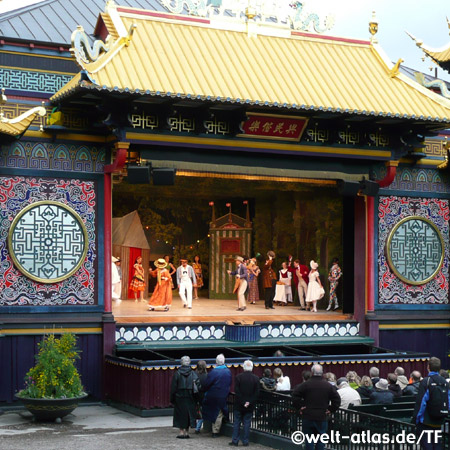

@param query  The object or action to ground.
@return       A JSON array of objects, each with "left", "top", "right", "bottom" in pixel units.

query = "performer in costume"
[
  {"left": 192, "top": 255, "right": 203, "bottom": 300},
  {"left": 112, "top": 256, "right": 121, "bottom": 302},
  {"left": 278, "top": 261, "right": 293, "bottom": 304},
  {"left": 227, "top": 256, "right": 248, "bottom": 311},
  {"left": 176, "top": 258, "right": 197, "bottom": 309},
  {"left": 148, "top": 258, "right": 173, "bottom": 311},
  {"left": 262, "top": 251, "right": 276, "bottom": 310},
  {"left": 305, "top": 260, "right": 324, "bottom": 312},
  {"left": 163, "top": 254, "right": 177, "bottom": 289},
  {"left": 247, "top": 257, "right": 260, "bottom": 304},
  {"left": 130, "top": 256, "right": 146, "bottom": 302},
  {"left": 327, "top": 258, "right": 342, "bottom": 311},
  {"left": 294, "top": 259, "right": 308, "bottom": 310}
]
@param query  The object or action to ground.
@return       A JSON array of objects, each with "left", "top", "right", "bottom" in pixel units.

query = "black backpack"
[{"left": 426, "top": 375, "right": 449, "bottom": 420}]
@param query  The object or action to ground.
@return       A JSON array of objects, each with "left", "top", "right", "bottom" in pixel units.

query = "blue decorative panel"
[
  {"left": 0, "top": 68, "right": 73, "bottom": 94},
  {"left": 0, "top": 177, "right": 97, "bottom": 306},
  {"left": 386, "top": 216, "right": 444, "bottom": 285},
  {"left": 115, "top": 321, "right": 360, "bottom": 343},
  {"left": 0, "top": 141, "right": 105, "bottom": 173},
  {"left": 378, "top": 196, "right": 449, "bottom": 305},
  {"left": 8, "top": 201, "right": 89, "bottom": 283}
]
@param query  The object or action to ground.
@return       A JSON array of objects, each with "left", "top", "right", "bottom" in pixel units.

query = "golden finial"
[
  {"left": 389, "top": 58, "right": 404, "bottom": 78},
  {"left": 369, "top": 11, "right": 378, "bottom": 44},
  {"left": 245, "top": 0, "right": 256, "bottom": 21}
]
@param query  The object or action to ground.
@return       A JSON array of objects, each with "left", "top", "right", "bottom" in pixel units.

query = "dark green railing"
[{"left": 227, "top": 391, "right": 450, "bottom": 450}]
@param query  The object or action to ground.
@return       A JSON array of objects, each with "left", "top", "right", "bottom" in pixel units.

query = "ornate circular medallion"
[
  {"left": 386, "top": 216, "right": 444, "bottom": 285},
  {"left": 8, "top": 201, "right": 88, "bottom": 284}
]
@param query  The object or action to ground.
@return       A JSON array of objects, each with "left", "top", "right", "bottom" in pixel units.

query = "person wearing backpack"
[{"left": 413, "top": 357, "right": 450, "bottom": 450}]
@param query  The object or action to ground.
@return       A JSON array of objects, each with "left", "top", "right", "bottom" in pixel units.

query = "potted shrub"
[{"left": 16, "top": 333, "right": 87, "bottom": 422}]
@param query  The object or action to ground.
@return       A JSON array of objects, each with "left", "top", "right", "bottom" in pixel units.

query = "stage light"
[
  {"left": 153, "top": 168, "right": 176, "bottom": 185},
  {"left": 337, "top": 180, "right": 360, "bottom": 196},
  {"left": 127, "top": 164, "right": 151, "bottom": 184},
  {"left": 359, "top": 178, "right": 380, "bottom": 197}
]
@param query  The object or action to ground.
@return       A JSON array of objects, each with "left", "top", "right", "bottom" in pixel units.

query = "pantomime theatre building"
[{"left": 1, "top": 1, "right": 449, "bottom": 410}]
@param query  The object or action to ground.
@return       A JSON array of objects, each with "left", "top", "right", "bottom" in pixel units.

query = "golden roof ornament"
[{"left": 369, "top": 11, "right": 378, "bottom": 44}]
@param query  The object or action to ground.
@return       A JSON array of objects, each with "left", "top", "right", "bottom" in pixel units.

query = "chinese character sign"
[{"left": 240, "top": 114, "right": 308, "bottom": 141}]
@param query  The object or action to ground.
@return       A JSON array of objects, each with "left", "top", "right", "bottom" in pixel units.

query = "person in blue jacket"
[{"left": 201, "top": 353, "right": 232, "bottom": 437}]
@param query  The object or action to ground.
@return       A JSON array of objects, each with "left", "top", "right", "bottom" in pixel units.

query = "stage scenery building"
[{"left": 0, "top": 0, "right": 449, "bottom": 410}]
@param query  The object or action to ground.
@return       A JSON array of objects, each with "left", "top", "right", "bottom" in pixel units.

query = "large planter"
[{"left": 15, "top": 394, "right": 88, "bottom": 422}]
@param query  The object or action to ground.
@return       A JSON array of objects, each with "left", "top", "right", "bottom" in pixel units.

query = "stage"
[{"left": 112, "top": 297, "right": 349, "bottom": 324}]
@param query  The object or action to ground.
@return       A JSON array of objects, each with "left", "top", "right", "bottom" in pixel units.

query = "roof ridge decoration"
[
  {"left": 414, "top": 72, "right": 450, "bottom": 99},
  {"left": 70, "top": 22, "right": 136, "bottom": 74},
  {"left": 158, "top": 0, "right": 334, "bottom": 34}
]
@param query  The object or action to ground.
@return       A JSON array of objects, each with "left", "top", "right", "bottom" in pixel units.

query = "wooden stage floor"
[{"left": 112, "top": 297, "right": 350, "bottom": 323}]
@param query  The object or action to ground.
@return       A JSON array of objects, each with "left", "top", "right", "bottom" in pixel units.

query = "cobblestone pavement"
[{"left": 0, "top": 405, "right": 272, "bottom": 450}]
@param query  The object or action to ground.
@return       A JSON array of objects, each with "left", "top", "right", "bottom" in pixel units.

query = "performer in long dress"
[
  {"left": 278, "top": 261, "right": 293, "bottom": 304},
  {"left": 305, "top": 260, "right": 324, "bottom": 313},
  {"left": 247, "top": 257, "right": 260, "bottom": 304},
  {"left": 112, "top": 256, "right": 121, "bottom": 302},
  {"left": 176, "top": 258, "right": 197, "bottom": 309},
  {"left": 148, "top": 258, "right": 173, "bottom": 311},
  {"left": 327, "top": 258, "right": 342, "bottom": 311},
  {"left": 227, "top": 256, "right": 248, "bottom": 311},
  {"left": 294, "top": 259, "right": 308, "bottom": 310},
  {"left": 192, "top": 255, "right": 203, "bottom": 300},
  {"left": 130, "top": 256, "right": 146, "bottom": 302},
  {"left": 262, "top": 251, "right": 276, "bottom": 310}
]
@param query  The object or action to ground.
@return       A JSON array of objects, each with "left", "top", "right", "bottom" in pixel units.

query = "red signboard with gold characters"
[{"left": 239, "top": 113, "right": 308, "bottom": 141}]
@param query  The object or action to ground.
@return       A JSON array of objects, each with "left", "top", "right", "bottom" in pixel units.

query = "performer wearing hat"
[
  {"left": 305, "top": 260, "right": 324, "bottom": 313},
  {"left": 148, "top": 258, "right": 173, "bottom": 311},
  {"left": 176, "top": 259, "right": 197, "bottom": 309},
  {"left": 227, "top": 256, "right": 248, "bottom": 311},
  {"left": 262, "top": 251, "right": 276, "bottom": 310}
]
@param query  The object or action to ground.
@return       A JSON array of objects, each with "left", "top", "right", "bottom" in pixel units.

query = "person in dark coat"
[
  {"left": 170, "top": 355, "right": 200, "bottom": 439},
  {"left": 292, "top": 364, "right": 341, "bottom": 450},
  {"left": 403, "top": 371, "right": 421, "bottom": 396},
  {"left": 195, "top": 360, "right": 208, "bottom": 434},
  {"left": 387, "top": 373, "right": 402, "bottom": 398},
  {"left": 413, "top": 357, "right": 450, "bottom": 450},
  {"left": 202, "top": 353, "right": 232, "bottom": 437},
  {"left": 369, "top": 378, "right": 394, "bottom": 404},
  {"left": 230, "top": 360, "right": 260, "bottom": 446},
  {"left": 356, "top": 376, "right": 374, "bottom": 399},
  {"left": 260, "top": 368, "right": 277, "bottom": 391}
]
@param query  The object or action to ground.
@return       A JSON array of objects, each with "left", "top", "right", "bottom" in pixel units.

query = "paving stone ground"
[{"left": 0, "top": 405, "right": 273, "bottom": 450}]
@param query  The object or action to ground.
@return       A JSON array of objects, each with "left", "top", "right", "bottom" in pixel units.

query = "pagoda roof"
[
  {"left": 0, "top": 0, "right": 169, "bottom": 45},
  {"left": 51, "top": 3, "right": 450, "bottom": 123}
]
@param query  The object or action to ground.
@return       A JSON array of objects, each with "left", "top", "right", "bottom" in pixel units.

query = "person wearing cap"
[
  {"left": 368, "top": 378, "right": 394, "bottom": 404},
  {"left": 336, "top": 378, "right": 362, "bottom": 409},
  {"left": 176, "top": 259, "right": 197, "bottom": 309},
  {"left": 148, "top": 258, "right": 173, "bottom": 311},
  {"left": 305, "top": 260, "right": 324, "bottom": 313},
  {"left": 227, "top": 256, "right": 248, "bottom": 311},
  {"left": 262, "top": 251, "right": 277, "bottom": 310}
]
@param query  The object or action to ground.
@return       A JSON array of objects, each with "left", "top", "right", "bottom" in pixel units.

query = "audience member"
[
  {"left": 439, "top": 369, "right": 450, "bottom": 383},
  {"left": 274, "top": 368, "right": 291, "bottom": 391},
  {"left": 336, "top": 378, "right": 362, "bottom": 409},
  {"left": 403, "top": 371, "right": 422, "bottom": 396},
  {"left": 356, "top": 376, "right": 373, "bottom": 399},
  {"left": 194, "top": 360, "right": 208, "bottom": 434},
  {"left": 394, "top": 366, "right": 409, "bottom": 390},
  {"left": 202, "top": 354, "right": 232, "bottom": 437},
  {"left": 413, "top": 357, "right": 450, "bottom": 450},
  {"left": 273, "top": 350, "right": 285, "bottom": 358},
  {"left": 387, "top": 373, "right": 402, "bottom": 398},
  {"left": 229, "top": 360, "right": 260, "bottom": 447},
  {"left": 369, "top": 367, "right": 380, "bottom": 385},
  {"left": 170, "top": 356, "right": 201, "bottom": 439},
  {"left": 324, "top": 372, "right": 336, "bottom": 386},
  {"left": 302, "top": 370, "right": 312, "bottom": 383},
  {"left": 369, "top": 378, "right": 394, "bottom": 404},
  {"left": 260, "top": 368, "right": 277, "bottom": 392},
  {"left": 346, "top": 371, "right": 361, "bottom": 389},
  {"left": 292, "top": 364, "right": 341, "bottom": 450}
]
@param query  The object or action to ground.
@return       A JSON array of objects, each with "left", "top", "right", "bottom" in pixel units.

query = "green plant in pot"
[{"left": 16, "top": 333, "right": 87, "bottom": 422}]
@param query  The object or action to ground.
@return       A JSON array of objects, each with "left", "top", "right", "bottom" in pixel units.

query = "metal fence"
[{"left": 227, "top": 392, "right": 450, "bottom": 450}]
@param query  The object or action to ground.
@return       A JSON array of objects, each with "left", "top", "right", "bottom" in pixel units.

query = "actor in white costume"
[{"left": 176, "top": 259, "right": 197, "bottom": 309}]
